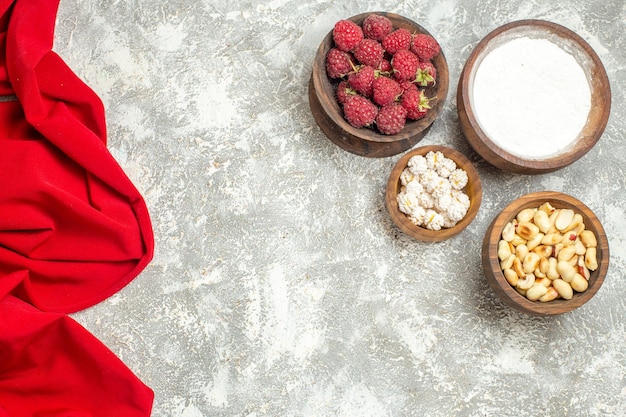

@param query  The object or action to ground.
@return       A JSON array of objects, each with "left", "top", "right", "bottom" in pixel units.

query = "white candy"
[
  {"left": 404, "top": 179, "right": 424, "bottom": 196},
  {"left": 400, "top": 168, "right": 417, "bottom": 186},
  {"left": 424, "top": 209, "right": 445, "bottom": 231},
  {"left": 407, "top": 155, "right": 428, "bottom": 175},
  {"left": 425, "top": 151, "right": 444, "bottom": 170},
  {"left": 436, "top": 157, "right": 457, "bottom": 178},
  {"left": 448, "top": 168, "right": 468, "bottom": 190},
  {"left": 397, "top": 191, "right": 420, "bottom": 216}
]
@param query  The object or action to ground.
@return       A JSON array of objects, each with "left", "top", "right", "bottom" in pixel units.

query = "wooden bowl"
[
  {"left": 385, "top": 145, "right": 482, "bottom": 242},
  {"left": 309, "top": 12, "right": 449, "bottom": 158},
  {"left": 457, "top": 20, "right": 611, "bottom": 174},
  {"left": 483, "top": 191, "right": 609, "bottom": 316}
]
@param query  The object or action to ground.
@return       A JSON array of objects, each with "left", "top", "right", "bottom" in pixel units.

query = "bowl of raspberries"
[{"left": 309, "top": 12, "right": 449, "bottom": 157}]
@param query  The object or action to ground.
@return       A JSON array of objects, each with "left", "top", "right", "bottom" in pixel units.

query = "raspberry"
[
  {"left": 372, "top": 76, "right": 402, "bottom": 107},
  {"left": 362, "top": 14, "right": 393, "bottom": 41},
  {"left": 376, "top": 103, "right": 407, "bottom": 135},
  {"left": 336, "top": 80, "right": 356, "bottom": 105},
  {"left": 414, "top": 61, "right": 437, "bottom": 87},
  {"left": 391, "top": 49, "right": 419, "bottom": 81},
  {"left": 325, "top": 48, "right": 353, "bottom": 79},
  {"left": 382, "top": 28, "right": 412, "bottom": 54},
  {"left": 411, "top": 33, "right": 441, "bottom": 61},
  {"left": 379, "top": 58, "right": 392, "bottom": 72},
  {"left": 353, "top": 38, "right": 385, "bottom": 68},
  {"left": 333, "top": 20, "right": 363, "bottom": 52},
  {"left": 343, "top": 95, "right": 378, "bottom": 128},
  {"left": 400, "top": 88, "right": 432, "bottom": 120},
  {"left": 348, "top": 65, "right": 375, "bottom": 97},
  {"left": 399, "top": 80, "right": 418, "bottom": 92}
]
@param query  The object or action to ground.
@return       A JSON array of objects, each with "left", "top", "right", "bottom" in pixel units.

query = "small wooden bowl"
[
  {"left": 309, "top": 12, "right": 449, "bottom": 158},
  {"left": 385, "top": 145, "right": 482, "bottom": 242},
  {"left": 483, "top": 191, "right": 610, "bottom": 316},
  {"left": 457, "top": 20, "right": 611, "bottom": 174}
]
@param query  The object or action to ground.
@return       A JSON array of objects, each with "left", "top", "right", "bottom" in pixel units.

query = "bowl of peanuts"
[
  {"left": 385, "top": 145, "right": 482, "bottom": 242},
  {"left": 483, "top": 191, "right": 609, "bottom": 316}
]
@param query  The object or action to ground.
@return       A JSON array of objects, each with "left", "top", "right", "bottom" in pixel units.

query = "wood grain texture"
[
  {"left": 482, "top": 191, "right": 609, "bottom": 316},
  {"left": 309, "top": 12, "right": 449, "bottom": 158},
  {"left": 385, "top": 145, "right": 482, "bottom": 242},
  {"left": 457, "top": 20, "right": 611, "bottom": 174}
]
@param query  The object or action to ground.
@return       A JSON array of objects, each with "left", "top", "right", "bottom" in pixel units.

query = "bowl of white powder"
[{"left": 457, "top": 20, "right": 611, "bottom": 174}]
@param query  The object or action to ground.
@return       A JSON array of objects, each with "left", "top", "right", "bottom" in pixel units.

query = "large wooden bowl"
[
  {"left": 483, "top": 191, "right": 609, "bottom": 316},
  {"left": 309, "top": 12, "right": 449, "bottom": 158},
  {"left": 385, "top": 145, "right": 482, "bottom": 242},
  {"left": 457, "top": 20, "right": 611, "bottom": 174}
]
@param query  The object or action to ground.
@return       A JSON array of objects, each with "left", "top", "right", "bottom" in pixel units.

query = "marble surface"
[{"left": 54, "top": 0, "right": 626, "bottom": 416}]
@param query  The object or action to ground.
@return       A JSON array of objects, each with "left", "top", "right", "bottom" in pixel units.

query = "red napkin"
[{"left": 0, "top": 0, "right": 155, "bottom": 415}]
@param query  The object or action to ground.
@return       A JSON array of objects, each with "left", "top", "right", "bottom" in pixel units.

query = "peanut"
[
  {"left": 536, "top": 277, "right": 552, "bottom": 287},
  {"left": 547, "top": 257, "right": 559, "bottom": 280},
  {"left": 552, "top": 279, "right": 573, "bottom": 300},
  {"left": 533, "top": 245, "right": 553, "bottom": 259},
  {"left": 557, "top": 245, "right": 577, "bottom": 263},
  {"left": 513, "top": 256, "right": 525, "bottom": 278},
  {"left": 517, "top": 273, "right": 536, "bottom": 290},
  {"left": 557, "top": 261, "right": 577, "bottom": 283},
  {"left": 563, "top": 213, "right": 583, "bottom": 233},
  {"left": 585, "top": 247, "right": 598, "bottom": 271},
  {"left": 539, "top": 287, "right": 559, "bottom": 302},
  {"left": 517, "top": 208, "right": 536, "bottom": 223},
  {"left": 502, "top": 221, "right": 515, "bottom": 242},
  {"left": 570, "top": 273, "right": 589, "bottom": 292},
  {"left": 500, "top": 253, "right": 515, "bottom": 270},
  {"left": 526, "top": 283, "right": 549, "bottom": 301},
  {"left": 538, "top": 202, "right": 556, "bottom": 215},
  {"left": 533, "top": 210, "right": 551, "bottom": 233},
  {"left": 497, "top": 239, "right": 512, "bottom": 261},
  {"left": 523, "top": 252, "right": 541, "bottom": 274},
  {"left": 580, "top": 230, "right": 597, "bottom": 248},
  {"left": 510, "top": 234, "right": 527, "bottom": 247},
  {"left": 504, "top": 268, "right": 519, "bottom": 287},
  {"left": 577, "top": 256, "right": 590, "bottom": 280},
  {"left": 555, "top": 209, "right": 575, "bottom": 231},
  {"left": 526, "top": 233, "right": 544, "bottom": 251},
  {"left": 542, "top": 233, "right": 562, "bottom": 246},
  {"left": 517, "top": 221, "right": 540, "bottom": 240},
  {"left": 515, "top": 244, "right": 529, "bottom": 262},
  {"left": 548, "top": 210, "right": 559, "bottom": 233}
]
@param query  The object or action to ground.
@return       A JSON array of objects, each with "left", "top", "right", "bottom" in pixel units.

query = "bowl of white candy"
[{"left": 385, "top": 145, "right": 482, "bottom": 242}]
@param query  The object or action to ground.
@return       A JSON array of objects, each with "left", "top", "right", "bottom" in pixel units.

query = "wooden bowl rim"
[
  {"left": 311, "top": 12, "right": 450, "bottom": 145},
  {"left": 483, "top": 191, "right": 610, "bottom": 315},
  {"left": 385, "top": 145, "right": 483, "bottom": 242},
  {"left": 458, "top": 19, "right": 611, "bottom": 172}
]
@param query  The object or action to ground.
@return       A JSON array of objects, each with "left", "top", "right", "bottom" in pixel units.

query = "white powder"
[{"left": 472, "top": 37, "right": 591, "bottom": 160}]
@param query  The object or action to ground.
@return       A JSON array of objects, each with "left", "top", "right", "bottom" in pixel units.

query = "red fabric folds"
[
  {"left": 1, "top": 0, "right": 154, "bottom": 314},
  {"left": 0, "top": 0, "right": 155, "bottom": 415},
  {"left": 0, "top": 283, "right": 154, "bottom": 417}
]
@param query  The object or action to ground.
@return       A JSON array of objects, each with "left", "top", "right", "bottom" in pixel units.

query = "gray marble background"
[{"left": 53, "top": 0, "right": 626, "bottom": 416}]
